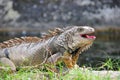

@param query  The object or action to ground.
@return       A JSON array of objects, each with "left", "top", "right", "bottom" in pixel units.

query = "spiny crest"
[
  {"left": 42, "top": 28, "right": 63, "bottom": 39},
  {"left": 0, "top": 37, "right": 41, "bottom": 49},
  {"left": 0, "top": 28, "right": 64, "bottom": 49}
]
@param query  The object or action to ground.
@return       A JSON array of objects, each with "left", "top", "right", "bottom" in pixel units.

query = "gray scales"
[{"left": 0, "top": 26, "right": 96, "bottom": 72}]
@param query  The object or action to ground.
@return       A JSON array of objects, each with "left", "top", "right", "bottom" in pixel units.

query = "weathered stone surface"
[
  {"left": 68, "top": 67, "right": 120, "bottom": 80},
  {"left": 0, "top": 0, "right": 120, "bottom": 29},
  {"left": 92, "top": 71, "right": 120, "bottom": 80}
]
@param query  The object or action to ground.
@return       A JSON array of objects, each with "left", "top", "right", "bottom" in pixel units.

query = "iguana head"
[{"left": 56, "top": 26, "right": 96, "bottom": 53}]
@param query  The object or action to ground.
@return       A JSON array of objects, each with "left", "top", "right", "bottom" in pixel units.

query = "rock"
[
  {"left": 3, "top": 0, "right": 20, "bottom": 21},
  {"left": 0, "top": 0, "right": 120, "bottom": 29},
  {"left": 68, "top": 68, "right": 120, "bottom": 80},
  {"left": 92, "top": 71, "right": 120, "bottom": 80}
]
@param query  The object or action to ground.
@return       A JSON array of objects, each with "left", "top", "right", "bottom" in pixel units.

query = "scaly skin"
[{"left": 0, "top": 26, "right": 96, "bottom": 72}]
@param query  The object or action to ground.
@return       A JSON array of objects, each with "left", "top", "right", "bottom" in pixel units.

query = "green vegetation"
[
  {"left": 0, "top": 68, "right": 112, "bottom": 80},
  {"left": 98, "top": 58, "right": 120, "bottom": 70},
  {"left": 0, "top": 58, "right": 120, "bottom": 80}
]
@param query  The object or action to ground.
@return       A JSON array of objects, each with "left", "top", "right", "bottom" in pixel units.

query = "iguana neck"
[{"left": 46, "top": 36, "right": 67, "bottom": 55}]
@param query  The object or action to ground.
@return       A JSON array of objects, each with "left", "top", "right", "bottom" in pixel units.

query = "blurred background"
[{"left": 0, "top": 0, "right": 120, "bottom": 70}]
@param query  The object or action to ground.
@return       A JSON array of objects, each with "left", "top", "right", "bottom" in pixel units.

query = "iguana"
[{"left": 0, "top": 26, "right": 96, "bottom": 72}]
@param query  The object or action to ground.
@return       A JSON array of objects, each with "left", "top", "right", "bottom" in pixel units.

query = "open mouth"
[{"left": 80, "top": 34, "right": 96, "bottom": 39}]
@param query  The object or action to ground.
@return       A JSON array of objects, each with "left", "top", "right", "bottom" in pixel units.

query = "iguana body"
[{"left": 0, "top": 26, "right": 96, "bottom": 72}]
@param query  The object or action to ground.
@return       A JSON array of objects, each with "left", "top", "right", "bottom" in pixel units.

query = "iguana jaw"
[{"left": 80, "top": 33, "right": 96, "bottom": 39}]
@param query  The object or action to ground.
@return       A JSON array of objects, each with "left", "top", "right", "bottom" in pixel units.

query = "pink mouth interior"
[{"left": 81, "top": 34, "right": 96, "bottom": 39}]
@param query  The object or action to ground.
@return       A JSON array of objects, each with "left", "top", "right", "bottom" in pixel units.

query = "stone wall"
[{"left": 0, "top": 0, "right": 120, "bottom": 29}]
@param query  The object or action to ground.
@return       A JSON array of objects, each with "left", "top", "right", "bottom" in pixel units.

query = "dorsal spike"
[
  {"left": 0, "top": 37, "right": 41, "bottom": 49},
  {"left": 0, "top": 27, "right": 64, "bottom": 49},
  {"left": 42, "top": 28, "right": 63, "bottom": 39}
]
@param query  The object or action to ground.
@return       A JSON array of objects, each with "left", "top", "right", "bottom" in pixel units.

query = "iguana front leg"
[
  {"left": 72, "top": 52, "right": 80, "bottom": 67},
  {"left": 72, "top": 47, "right": 86, "bottom": 68},
  {"left": 47, "top": 52, "right": 74, "bottom": 67},
  {"left": 47, "top": 52, "right": 62, "bottom": 64},
  {"left": 62, "top": 51, "right": 74, "bottom": 68},
  {"left": 0, "top": 57, "right": 16, "bottom": 72},
  {"left": 46, "top": 51, "right": 79, "bottom": 72},
  {"left": 46, "top": 52, "right": 63, "bottom": 72},
  {"left": 62, "top": 50, "right": 80, "bottom": 69}
]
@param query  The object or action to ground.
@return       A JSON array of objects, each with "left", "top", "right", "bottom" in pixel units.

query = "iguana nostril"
[{"left": 90, "top": 28, "right": 94, "bottom": 32}]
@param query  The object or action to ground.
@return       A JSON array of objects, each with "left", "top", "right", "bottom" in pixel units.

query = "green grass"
[
  {"left": 0, "top": 58, "right": 120, "bottom": 80},
  {"left": 98, "top": 58, "right": 120, "bottom": 70},
  {"left": 0, "top": 68, "right": 113, "bottom": 80}
]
